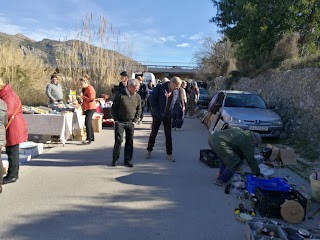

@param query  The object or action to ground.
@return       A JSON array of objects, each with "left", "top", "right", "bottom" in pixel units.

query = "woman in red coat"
[
  {"left": 0, "top": 79, "right": 28, "bottom": 184},
  {"left": 79, "top": 75, "right": 96, "bottom": 144}
]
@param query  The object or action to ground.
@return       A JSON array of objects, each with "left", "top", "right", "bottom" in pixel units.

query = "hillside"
[{"left": 0, "top": 32, "right": 137, "bottom": 66}]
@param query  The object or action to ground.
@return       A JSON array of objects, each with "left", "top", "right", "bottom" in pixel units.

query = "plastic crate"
[
  {"left": 199, "top": 149, "right": 220, "bottom": 168},
  {"left": 256, "top": 188, "right": 307, "bottom": 219},
  {"left": 246, "top": 175, "right": 291, "bottom": 194}
]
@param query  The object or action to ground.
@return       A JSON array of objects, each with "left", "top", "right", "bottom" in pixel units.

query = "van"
[{"left": 132, "top": 71, "right": 156, "bottom": 86}]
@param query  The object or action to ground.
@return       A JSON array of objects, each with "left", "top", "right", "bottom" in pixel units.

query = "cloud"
[
  {"left": 159, "top": 35, "right": 176, "bottom": 42},
  {"left": 0, "top": 15, "right": 25, "bottom": 34},
  {"left": 176, "top": 43, "right": 190, "bottom": 48},
  {"left": 189, "top": 32, "right": 204, "bottom": 41}
]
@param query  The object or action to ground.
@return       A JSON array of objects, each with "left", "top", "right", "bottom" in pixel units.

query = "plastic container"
[
  {"left": 309, "top": 172, "right": 320, "bottom": 203},
  {"left": 246, "top": 174, "right": 291, "bottom": 194}
]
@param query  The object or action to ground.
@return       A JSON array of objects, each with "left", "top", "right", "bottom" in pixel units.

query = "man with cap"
[
  {"left": 119, "top": 71, "right": 129, "bottom": 93},
  {"left": 208, "top": 128, "right": 262, "bottom": 186}
]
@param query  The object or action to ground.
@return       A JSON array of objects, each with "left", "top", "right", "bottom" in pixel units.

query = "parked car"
[
  {"left": 197, "top": 87, "right": 211, "bottom": 107},
  {"left": 208, "top": 90, "right": 283, "bottom": 138}
]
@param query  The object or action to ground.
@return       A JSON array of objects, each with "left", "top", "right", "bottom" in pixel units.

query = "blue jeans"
[{"left": 172, "top": 105, "right": 184, "bottom": 129}]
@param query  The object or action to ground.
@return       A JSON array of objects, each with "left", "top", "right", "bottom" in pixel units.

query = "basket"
[
  {"left": 246, "top": 175, "right": 291, "bottom": 194},
  {"left": 199, "top": 149, "right": 219, "bottom": 168},
  {"left": 256, "top": 188, "right": 307, "bottom": 219}
]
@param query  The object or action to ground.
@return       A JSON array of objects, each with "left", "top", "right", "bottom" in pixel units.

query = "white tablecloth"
[{"left": 24, "top": 114, "right": 74, "bottom": 144}]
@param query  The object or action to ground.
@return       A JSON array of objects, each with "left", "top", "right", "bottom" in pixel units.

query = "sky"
[{"left": 0, "top": 0, "right": 219, "bottom": 66}]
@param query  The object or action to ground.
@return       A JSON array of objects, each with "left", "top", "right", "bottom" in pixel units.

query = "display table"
[{"left": 24, "top": 114, "right": 74, "bottom": 145}]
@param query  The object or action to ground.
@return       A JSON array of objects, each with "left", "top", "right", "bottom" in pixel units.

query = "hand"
[{"left": 52, "top": 98, "right": 56, "bottom": 102}]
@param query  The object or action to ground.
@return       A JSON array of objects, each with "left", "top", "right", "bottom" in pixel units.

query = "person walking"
[
  {"left": 136, "top": 76, "right": 148, "bottom": 124},
  {"left": 79, "top": 74, "right": 96, "bottom": 144},
  {"left": 171, "top": 81, "right": 187, "bottom": 131},
  {"left": 146, "top": 80, "right": 154, "bottom": 112},
  {"left": 46, "top": 74, "right": 63, "bottom": 104},
  {"left": 145, "top": 76, "right": 182, "bottom": 162},
  {"left": 0, "top": 99, "right": 7, "bottom": 192},
  {"left": 0, "top": 78, "right": 28, "bottom": 184},
  {"left": 111, "top": 79, "right": 141, "bottom": 167},
  {"left": 187, "top": 81, "right": 199, "bottom": 117},
  {"left": 208, "top": 128, "right": 262, "bottom": 186}
]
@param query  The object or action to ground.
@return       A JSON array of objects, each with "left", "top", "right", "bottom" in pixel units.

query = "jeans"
[
  {"left": 147, "top": 116, "right": 172, "bottom": 155},
  {"left": 85, "top": 109, "right": 96, "bottom": 142},
  {"left": 113, "top": 121, "right": 134, "bottom": 163},
  {"left": 6, "top": 144, "right": 20, "bottom": 179},
  {"left": 171, "top": 105, "right": 184, "bottom": 129}
]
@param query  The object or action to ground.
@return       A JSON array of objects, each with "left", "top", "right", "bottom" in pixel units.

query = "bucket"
[{"left": 309, "top": 172, "right": 320, "bottom": 203}]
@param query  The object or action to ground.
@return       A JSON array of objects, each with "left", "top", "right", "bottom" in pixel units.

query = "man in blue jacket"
[{"left": 145, "top": 77, "right": 182, "bottom": 162}]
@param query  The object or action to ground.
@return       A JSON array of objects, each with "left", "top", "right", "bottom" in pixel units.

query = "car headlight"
[
  {"left": 272, "top": 120, "right": 282, "bottom": 125},
  {"left": 225, "top": 116, "right": 243, "bottom": 123}
]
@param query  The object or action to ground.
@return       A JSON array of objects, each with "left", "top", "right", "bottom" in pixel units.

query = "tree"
[
  {"left": 210, "top": 0, "right": 320, "bottom": 69},
  {"left": 194, "top": 37, "right": 236, "bottom": 81}
]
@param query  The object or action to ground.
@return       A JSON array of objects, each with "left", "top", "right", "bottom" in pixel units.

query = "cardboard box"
[
  {"left": 2, "top": 160, "right": 8, "bottom": 175},
  {"left": 92, "top": 117, "right": 102, "bottom": 133},
  {"left": 267, "top": 144, "right": 297, "bottom": 166},
  {"left": 72, "top": 129, "right": 86, "bottom": 141},
  {"left": 209, "top": 112, "right": 221, "bottom": 133}
]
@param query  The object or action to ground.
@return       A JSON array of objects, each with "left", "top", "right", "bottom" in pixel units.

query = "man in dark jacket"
[
  {"left": 118, "top": 71, "right": 129, "bottom": 93},
  {"left": 208, "top": 128, "right": 262, "bottom": 186},
  {"left": 111, "top": 79, "right": 141, "bottom": 167},
  {"left": 145, "top": 76, "right": 182, "bottom": 162},
  {"left": 136, "top": 76, "right": 148, "bottom": 124}
]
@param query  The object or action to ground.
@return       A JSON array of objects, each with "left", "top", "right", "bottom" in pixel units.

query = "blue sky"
[{"left": 0, "top": 0, "right": 219, "bottom": 66}]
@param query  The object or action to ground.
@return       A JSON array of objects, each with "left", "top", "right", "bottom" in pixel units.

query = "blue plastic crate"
[{"left": 245, "top": 175, "right": 291, "bottom": 194}]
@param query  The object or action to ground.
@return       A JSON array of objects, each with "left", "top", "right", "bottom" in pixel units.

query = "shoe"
[
  {"left": 145, "top": 151, "right": 151, "bottom": 159},
  {"left": 81, "top": 140, "right": 91, "bottom": 144},
  {"left": 172, "top": 127, "right": 176, "bottom": 131},
  {"left": 137, "top": 121, "right": 142, "bottom": 125},
  {"left": 124, "top": 161, "right": 134, "bottom": 167},
  {"left": 3, "top": 176, "right": 19, "bottom": 185},
  {"left": 111, "top": 161, "right": 117, "bottom": 167},
  {"left": 176, "top": 128, "right": 183, "bottom": 131},
  {"left": 91, "top": 139, "right": 95, "bottom": 142},
  {"left": 215, "top": 178, "right": 227, "bottom": 187},
  {"left": 166, "top": 154, "right": 176, "bottom": 162}
]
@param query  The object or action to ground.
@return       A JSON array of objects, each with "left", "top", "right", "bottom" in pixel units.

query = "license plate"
[{"left": 249, "top": 126, "right": 268, "bottom": 131}]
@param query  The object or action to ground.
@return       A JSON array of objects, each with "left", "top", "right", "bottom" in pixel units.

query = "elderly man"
[
  {"left": 46, "top": 74, "right": 63, "bottom": 104},
  {"left": 208, "top": 128, "right": 262, "bottom": 186},
  {"left": 146, "top": 76, "right": 182, "bottom": 162},
  {"left": 111, "top": 79, "right": 141, "bottom": 167}
]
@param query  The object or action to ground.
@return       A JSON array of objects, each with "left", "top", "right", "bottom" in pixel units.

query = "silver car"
[{"left": 208, "top": 90, "right": 283, "bottom": 137}]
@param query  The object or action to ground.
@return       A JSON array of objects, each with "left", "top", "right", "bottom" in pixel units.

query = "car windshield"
[{"left": 224, "top": 93, "right": 267, "bottom": 108}]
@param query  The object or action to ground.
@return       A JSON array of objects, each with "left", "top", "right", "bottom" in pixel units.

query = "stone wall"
[{"left": 207, "top": 68, "right": 320, "bottom": 160}]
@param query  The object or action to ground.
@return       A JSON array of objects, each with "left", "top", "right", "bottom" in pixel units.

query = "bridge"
[{"left": 140, "top": 62, "right": 199, "bottom": 80}]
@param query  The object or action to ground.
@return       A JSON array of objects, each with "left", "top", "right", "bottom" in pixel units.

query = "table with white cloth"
[{"left": 24, "top": 114, "right": 75, "bottom": 145}]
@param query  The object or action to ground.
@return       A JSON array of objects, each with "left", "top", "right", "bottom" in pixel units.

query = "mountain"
[{"left": 0, "top": 32, "right": 137, "bottom": 66}]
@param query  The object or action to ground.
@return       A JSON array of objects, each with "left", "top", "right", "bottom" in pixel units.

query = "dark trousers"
[
  {"left": 147, "top": 116, "right": 172, "bottom": 155},
  {"left": 6, "top": 144, "right": 20, "bottom": 178},
  {"left": 146, "top": 97, "right": 151, "bottom": 112},
  {"left": 85, "top": 109, "right": 96, "bottom": 142},
  {"left": 113, "top": 121, "right": 134, "bottom": 163},
  {"left": 139, "top": 100, "right": 146, "bottom": 121},
  {"left": 172, "top": 105, "right": 184, "bottom": 129}
]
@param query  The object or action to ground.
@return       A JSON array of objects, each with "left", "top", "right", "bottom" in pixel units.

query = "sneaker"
[
  {"left": 176, "top": 128, "right": 183, "bottom": 131},
  {"left": 215, "top": 178, "right": 227, "bottom": 187},
  {"left": 145, "top": 151, "right": 151, "bottom": 159},
  {"left": 137, "top": 121, "right": 142, "bottom": 125},
  {"left": 172, "top": 127, "right": 176, "bottom": 131},
  {"left": 166, "top": 154, "right": 176, "bottom": 162}
]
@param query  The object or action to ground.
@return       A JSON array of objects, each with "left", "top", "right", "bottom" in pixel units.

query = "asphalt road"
[{"left": 0, "top": 114, "right": 317, "bottom": 239}]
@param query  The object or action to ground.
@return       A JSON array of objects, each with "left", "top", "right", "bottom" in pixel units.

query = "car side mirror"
[{"left": 268, "top": 105, "right": 275, "bottom": 109}]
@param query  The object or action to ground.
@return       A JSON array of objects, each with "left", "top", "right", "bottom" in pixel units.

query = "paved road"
[{"left": 0, "top": 114, "right": 317, "bottom": 239}]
